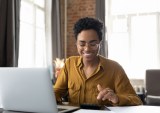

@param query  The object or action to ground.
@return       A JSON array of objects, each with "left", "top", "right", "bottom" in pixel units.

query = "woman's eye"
[
  {"left": 90, "top": 43, "right": 97, "bottom": 46},
  {"left": 79, "top": 44, "right": 85, "bottom": 46}
]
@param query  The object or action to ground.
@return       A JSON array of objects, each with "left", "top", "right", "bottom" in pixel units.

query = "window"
[
  {"left": 105, "top": 0, "right": 160, "bottom": 79},
  {"left": 19, "top": 0, "right": 47, "bottom": 67}
]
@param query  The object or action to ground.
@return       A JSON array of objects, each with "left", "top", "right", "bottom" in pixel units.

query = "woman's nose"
[{"left": 84, "top": 44, "right": 91, "bottom": 50}]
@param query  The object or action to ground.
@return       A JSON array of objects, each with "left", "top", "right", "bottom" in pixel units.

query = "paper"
[
  {"left": 73, "top": 109, "right": 115, "bottom": 113},
  {"left": 108, "top": 105, "right": 160, "bottom": 113}
]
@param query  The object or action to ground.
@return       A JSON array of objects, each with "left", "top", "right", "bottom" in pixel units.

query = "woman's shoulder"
[
  {"left": 99, "top": 55, "right": 119, "bottom": 64},
  {"left": 99, "top": 55, "right": 122, "bottom": 68},
  {"left": 65, "top": 56, "right": 81, "bottom": 63}
]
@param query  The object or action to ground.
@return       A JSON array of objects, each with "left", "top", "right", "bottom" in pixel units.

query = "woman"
[{"left": 54, "top": 17, "right": 142, "bottom": 106}]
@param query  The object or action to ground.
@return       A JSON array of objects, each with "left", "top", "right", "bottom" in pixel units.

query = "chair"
[{"left": 145, "top": 69, "right": 160, "bottom": 105}]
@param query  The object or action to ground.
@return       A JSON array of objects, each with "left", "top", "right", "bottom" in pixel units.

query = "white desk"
[
  {"left": 74, "top": 105, "right": 160, "bottom": 113},
  {"left": 74, "top": 109, "right": 114, "bottom": 113},
  {"left": 109, "top": 105, "right": 160, "bottom": 113}
]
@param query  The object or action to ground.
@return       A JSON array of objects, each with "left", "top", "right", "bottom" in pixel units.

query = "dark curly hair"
[{"left": 73, "top": 17, "right": 104, "bottom": 41}]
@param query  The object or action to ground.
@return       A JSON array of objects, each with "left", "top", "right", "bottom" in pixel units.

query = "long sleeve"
[
  {"left": 113, "top": 67, "right": 143, "bottom": 106},
  {"left": 54, "top": 63, "right": 68, "bottom": 103}
]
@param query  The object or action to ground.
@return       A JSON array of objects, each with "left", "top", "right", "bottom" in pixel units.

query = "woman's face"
[{"left": 76, "top": 29, "right": 101, "bottom": 62}]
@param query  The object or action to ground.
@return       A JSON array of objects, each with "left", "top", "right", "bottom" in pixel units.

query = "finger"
[
  {"left": 103, "top": 90, "right": 117, "bottom": 103},
  {"left": 102, "top": 89, "right": 111, "bottom": 101},
  {"left": 102, "top": 91, "right": 113, "bottom": 101},
  {"left": 97, "top": 84, "right": 103, "bottom": 92},
  {"left": 97, "top": 85, "right": 110, "bottom": 100},
  {"left": 97, "top": 84, "right": 104, "bottom": 100},
  {"left": 105, "top": 88, "right": 113, "bottom": 93}
]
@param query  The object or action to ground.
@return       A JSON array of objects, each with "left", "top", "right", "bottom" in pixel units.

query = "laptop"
[{"left": 0, "top": 68, "right": 79, "bottom": 113}]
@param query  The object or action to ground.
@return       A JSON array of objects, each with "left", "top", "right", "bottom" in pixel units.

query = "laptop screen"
[{"left": 0, "top": 68, "right": 58, "bottom": 113}]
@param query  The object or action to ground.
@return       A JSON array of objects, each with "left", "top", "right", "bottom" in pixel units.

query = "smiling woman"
[{"left": 54, "top": 17, "right": 142, "bottom": 106}]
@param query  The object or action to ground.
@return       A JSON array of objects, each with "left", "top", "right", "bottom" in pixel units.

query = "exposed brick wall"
[{"left": 66, "top": 0, "right": 96, "bottom": 57}]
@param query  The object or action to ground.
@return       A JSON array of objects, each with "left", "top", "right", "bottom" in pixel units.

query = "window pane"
[
  {"left": 36, "top": 8, "right": 45, "bottom": 28},
  {"left": 35, "top": 28, "right": 46, "bottom": 67},
  {"left": 20, "top": 1, "right": 34, "bottom": 24},
  {"left": 19, "top": 0, "right": 46, "bottom": 68},
  {"left": 112, "top": 18, "right": 128, "bottom": 33},
  {"left": 108, "top": 33, "right": 129, "bottom": 71},
  {"left": 129, "top": 15, "right": 159, "bottom": 78},
  {"left": 111, "top": 0, "right": 160, "bottom": 15},
  {"left": 19, "top": 22, "right": 35, "bottom": 67},
  {"left": 106, "top": 0, "right": 160, "bottom": 79},
  {"left": 35, "top": 0, "right": 45, "bottom": 8}
]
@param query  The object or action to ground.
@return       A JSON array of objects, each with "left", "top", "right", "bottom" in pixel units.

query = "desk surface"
[
  {"left": 108, "top": 105, "right": 160, "bottom": 113},
  {"left": 74, "top": 105, "right": 160, "bottom": 113},
  {"left": 1, "top": 105, "right": 160, "bottom": 113}
]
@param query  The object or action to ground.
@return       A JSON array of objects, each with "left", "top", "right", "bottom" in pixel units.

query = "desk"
[
  {"left": 1, "top": 106, "right": 160, "bottom": 113},
  {"left": 74, "top": 105, "right": 160, "bottom": 113},
  {"left": 109, "top": 105, "right": 160, "bottom": 113}
]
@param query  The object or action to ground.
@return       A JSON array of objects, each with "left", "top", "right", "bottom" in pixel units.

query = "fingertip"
[
  {"left": 97, "top": 95, "right": 101, "bottom": 100},
  {"left": 97, "top": 84, "right": 100, "bottom": 88},
  {"left": 97, "top": 84, "right": 100, "bottom": 91},
  {"left": 97, "top": 84, "right": 103, "bottom": 91}
]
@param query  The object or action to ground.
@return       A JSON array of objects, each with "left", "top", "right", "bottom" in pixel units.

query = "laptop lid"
[{"left": 0, "top": 68, "right": 58, "bottom": 113}]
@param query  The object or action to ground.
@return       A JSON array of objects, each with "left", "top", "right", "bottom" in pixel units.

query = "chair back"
[
  {"left": 146, "top": 69, "right": 160, "bottom": 95},
  {"left": 145, "top": 69, "right": 160, "bottom": 105}
]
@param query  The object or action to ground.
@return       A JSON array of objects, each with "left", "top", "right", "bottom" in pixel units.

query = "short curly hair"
[{"left": 73, "top": 17, "right": 104, "bottom": 41}]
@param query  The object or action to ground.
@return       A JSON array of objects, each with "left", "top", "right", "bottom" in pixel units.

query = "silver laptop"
[{"left": 0, "top": 68, "right": 79, "bottom": 113}]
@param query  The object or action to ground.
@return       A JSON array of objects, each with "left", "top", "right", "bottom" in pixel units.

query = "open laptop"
[{"left": 0, "top": 68, "right": 79, "bottom": 113}]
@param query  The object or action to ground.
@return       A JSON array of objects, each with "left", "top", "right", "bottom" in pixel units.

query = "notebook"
[{"left": 0, "top": 68, "right": 79, "bottom": 113}]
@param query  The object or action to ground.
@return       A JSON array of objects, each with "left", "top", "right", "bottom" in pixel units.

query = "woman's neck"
[{"left": 83, "top": 56, "right": 100, "bottom": 67}]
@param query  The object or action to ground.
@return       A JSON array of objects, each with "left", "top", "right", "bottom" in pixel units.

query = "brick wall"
[{"left": 66, "top": 0, "right": 96, "bottom": 57}]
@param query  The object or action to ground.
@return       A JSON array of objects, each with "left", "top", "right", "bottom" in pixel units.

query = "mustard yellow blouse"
[{"left": 54, "top": 55, "right": 142, "bottom": 106}]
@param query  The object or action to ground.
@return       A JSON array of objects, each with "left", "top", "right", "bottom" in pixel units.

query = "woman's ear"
[{"left": 99, "top": 41, "right": 102, "bottom": 47}]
